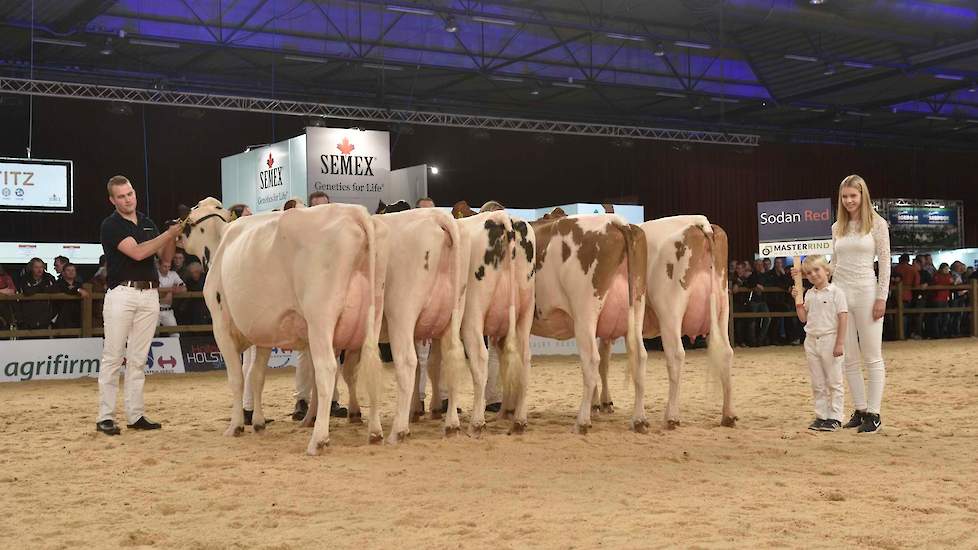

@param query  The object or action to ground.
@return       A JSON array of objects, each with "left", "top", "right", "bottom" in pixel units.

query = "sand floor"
[{"left": 1, "top": 338, "right": 977, "bottom": 549}]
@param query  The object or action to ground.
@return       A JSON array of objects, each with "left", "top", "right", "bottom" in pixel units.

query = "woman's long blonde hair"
[{"left": 836, "top": 174, "right": 875, "bottom": 236}]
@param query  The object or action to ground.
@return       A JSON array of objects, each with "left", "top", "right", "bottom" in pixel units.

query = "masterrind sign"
[
  {"left": 306, "top": 128, "right": 390, "bottom": 212},
  {"left": 757, "top": 198, "right": 834, "bottom": 256},
  {"left": 0, "top": 157, "right": 73, "bottom": 213}
]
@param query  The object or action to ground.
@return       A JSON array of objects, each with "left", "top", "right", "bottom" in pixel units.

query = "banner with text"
[
  {"left": 757, "top": 198, "right": 834, "bottom": 256},
  {"left": 179, "top": 335, "right": 299, "bottom": 372},
  {"left": 1, "top": 157, "right": 73, "bottom": 213},
  {"left": 1, "top": 337, "right": 184, "bottom": 383},
  {"left": 306, "top": 128, "right": 391, "bottom": 213}
]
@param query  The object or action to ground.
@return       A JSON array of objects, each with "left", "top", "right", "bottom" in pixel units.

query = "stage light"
[
  {"left": 444, "top": 16, "right": 458, "bottom": 33},
  {"left": 429, "top": 166, "right": 440, "bottom": 175}
]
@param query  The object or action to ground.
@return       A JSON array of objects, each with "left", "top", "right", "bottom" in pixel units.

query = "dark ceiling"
[{"left": 2, "top": 0, "right": 978, "bottom": 148}]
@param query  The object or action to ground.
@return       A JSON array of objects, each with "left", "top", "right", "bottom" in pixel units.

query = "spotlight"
[
  {"left": 970, "top": 81, "right": 977, "bottom": 93},
  {"left": 809, "top": 0, "right": 826, "bottom": 4},
  {"left": 653, "top": 42, "right": 665, "bottom": 57},
  {"left": 444, "top": 16, "right": 458, "bottom": 33},
  {"left": 429, "top": 166, "right": 440, "bottom": 175},
  {"left": 99, "top": 38, "right": 113, "bottom": 56},
  {"left": 823, "top": 63, "right": 836, "bottom": 76}
]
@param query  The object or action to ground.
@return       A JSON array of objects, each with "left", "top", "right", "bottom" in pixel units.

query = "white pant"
[
  {"left": 158, "top": 308, "right": 177, "bottom": 329},
  {"left": 98, "top": 286, "right": 159, "bottom": 423},
  {"left": 837, "top": 280, "right": 886, "bottom": 414},
  {"left": 241, "top": 347, "right": 334, "bottom": 410},
  {"left": 804, "top": 333, "right": 845, "bottom": 421},
  {"left": 417, "top": 340, "right": 501, "bottom": 404}
]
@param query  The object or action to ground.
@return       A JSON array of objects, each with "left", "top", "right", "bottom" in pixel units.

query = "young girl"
[{"left": 792, "top": 255, "right": 849, "bottom": 431}]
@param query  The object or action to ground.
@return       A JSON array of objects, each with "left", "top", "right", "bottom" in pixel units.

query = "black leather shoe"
[
  {"left": 96, "top": 420, "right": 121, "bottom": 436},
  {"left": 127, "top": 416, "right": 162, "bottom": 430},
  {"left": 244, "top": 409, "right": 253, "bottom": 426},
  {"left": 330, "top": 401, "right": 349, "bottom": 418},
  {"left": 291, "top": 399, "right": 309, "bottom": 421},
  {"left": 485, "top": 402, "right": 502, "bottom": 413}
]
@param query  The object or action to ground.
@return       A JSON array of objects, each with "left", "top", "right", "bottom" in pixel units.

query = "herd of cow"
[{"left": 177, "top": 198, "right": 737, "bottom": 455}]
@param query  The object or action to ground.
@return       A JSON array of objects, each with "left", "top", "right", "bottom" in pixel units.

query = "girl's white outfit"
[
  {"left": 831, "top": 216, "right": 890, "bottom": 415},
  {"left": 802, "top": 284, "right": 848, "bottom": 421}
]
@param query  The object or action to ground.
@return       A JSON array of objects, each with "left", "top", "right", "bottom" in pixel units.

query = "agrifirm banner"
[
  {"left": 757, "top": 198, "right": 833, "bottom": 256},
  {"left": 1, "top": 157, "right": 73, "bottom": 213},
  {"left": 179, "top": 335, "right": 299, "bottom": 372},
  {"left": 306, "top": 128, "right": 390, "bottom": 213},
  {"left": 1, "top": 337, "right": 184, "bottom": 383}
]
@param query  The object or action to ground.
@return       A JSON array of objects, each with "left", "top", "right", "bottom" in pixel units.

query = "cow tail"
[
  {"left": 436, "top": 214, "right": 467, "bottom": 409},
  {"left": 357, "top": 209, "right": 384, "bottom": 416},
  {"left": 701, "top": 223, "right": 731, "bottom": 394},
  {"left": 615, "top": 222, "right": 646, "bottom": 387},
  {"left": 499, "top": 215, "right": 523, "bottom": 401}
]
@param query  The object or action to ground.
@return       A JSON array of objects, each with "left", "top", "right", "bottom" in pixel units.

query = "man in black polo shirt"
[{"left": 96, "top": 175, "right": 181, "bottom": 436}]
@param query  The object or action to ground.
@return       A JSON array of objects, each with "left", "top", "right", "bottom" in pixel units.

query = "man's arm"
[{"left": 117, "top": 224, "right": 182, "bottom": 262}]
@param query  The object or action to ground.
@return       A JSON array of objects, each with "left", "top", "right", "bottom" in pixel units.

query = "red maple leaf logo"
[
  {"left": 336, "top": 137, "right": 355, "bottom": 155},
  {"left": 266, "top": 153, "right": 274, "bottom": 168}
]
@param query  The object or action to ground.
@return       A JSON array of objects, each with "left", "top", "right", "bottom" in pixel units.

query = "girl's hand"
[
  {"left": 790, "top": 266, "right": 801, "bottom": 280},
  {"left": 833, "top": 344, "right": 844, "bottom": 357},
  {"left": 790, "top": 286, "right": 801, "bottom": 300},
  {"left": 872, "top": 299, "right": 886, "bottom": 320}
]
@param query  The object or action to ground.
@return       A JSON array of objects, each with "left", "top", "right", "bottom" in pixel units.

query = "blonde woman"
[{"left": 797, "top": 175, "right": 890, "bottom": 433}]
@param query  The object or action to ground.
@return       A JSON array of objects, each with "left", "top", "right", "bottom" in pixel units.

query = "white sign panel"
[
  {"left": 758, "top": 239, "right": 834, "bottom": 257},
  {"left": 1, "top": 157, "right": 73, "bottom": 213},
  {"left": 0, "top": 242, "right": 103, "bottom": 266},
  {"left": 306, "top": 128, "right": 391, "bottom": 212},
  {"left": 530, "top": 336, "right": 626, "bottom": 356},
  {"left": 221, "top": 136, "right": 305, "bottom": 214},
  {"left": 0, "top": 337, "right": 185, "bottom": 383}
]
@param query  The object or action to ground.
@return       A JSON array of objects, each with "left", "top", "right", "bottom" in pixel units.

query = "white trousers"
[
  {"left": 837, "top": 280, "right": 886, "bottom": 414},
  {"left": 241, "top": 347, "right": 334, "bottom": 410},
  {"left": 98, "top": 286, "right": 159, "bottom": 423},
  {"left": 804, "top": 333, "right": 845, "bottom": 421},
  {"left": 158, "top": 308, "right": 177, "bottom": 329},
  {"left": 417, "top": 340, "right": 501, "bottom": 404}
]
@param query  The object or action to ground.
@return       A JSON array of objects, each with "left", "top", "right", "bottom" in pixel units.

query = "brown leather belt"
[{"left": 116, "top": 280, "right": 159, "bottom": 290}]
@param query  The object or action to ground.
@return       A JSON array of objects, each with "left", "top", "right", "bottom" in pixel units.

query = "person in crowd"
[
  {"left": 0, "top": 265, "right": 15, "bottom": 295},
  {"left": 157, "top": 258, "right": 185, "bottom": 330},
  {"left": 308, "top": 191, "right": 330, "bottom": 206},
  {"left": 416, "top": 196, "right": 435, "bottom": 209},
  {"left": 731, "top": 262, "right": 753, "bottom": 347},
  {"left": 179, "top": 262, "right": 211, "bottom": 325},
  {"left": 922, "top": 254, "right": 937, "bottom": 278},
  {"left": 745, "top": 259, "right": 772, "bottom": 346},
  {"left": 53, "top": 255, "right": 70, "bottom": 281},
  {"left": 0, "top": 264, "right": 17, "bottom": 329},
  {"left": 228, "top": 203, "right": 253, "bottom": 219},
  {"left": 966, "top": 266, "right": 975, "bottom": 280},
  {"left": 928, "top": 263, "right": 954, "bottom": 339},
  {"left": 764, "top": 257, "right": 795, "bottom": 344},
  {"left": 892, "top": 254, "right": 920, "bottom": 339},
  {"left": 97, "top": 175, "right": 181, "bottom": 436},
  {"left": 171, "top": 250, "right": 186, "bottom": 275},
  {"left": 52, "top": 263, "right": 89, "bottom": 330},
  {"left": 283, "top": 197, "right": 305, "bottom": 210},
  {"left": 791, "top": 255, "right": 848, "bottom": 432},
  {"left": 16, "top": 257, "right": 56, "bottom": 330},
  {"left": 796, "top": 174, "right": 889, "bottom": 434}
]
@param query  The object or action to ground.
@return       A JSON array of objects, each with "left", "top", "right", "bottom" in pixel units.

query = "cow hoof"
[
  {"left": 666, "top": 419, "right": 681, "bottom": 430},
  {"left": 574, "top": 423, "right": 590, "bottom": 435},
  {"left": 600, "top": 402, "right": 615, "bottom": 414},
  {"left": 632, "top": 419, "right": 650, "bottom": 434},
  {"left": 349, "top": 412, "right": 363, "bottom": 425},
  {"left": 469, "top": 423, "right": 487, "bottom": 438},
  {"left": 368, "top": 432, "right": 384, "bottom": 444},
  {"left": 721, "top": 415, "right": 739, "bottom": 428},
  {"left": 253, "top": 423, "right": 266, "bottom": 433},
  {"left": 224, "top": 425, "right": 245, "bottom": 437},
  {"left": 508, "top": 421, "right": 527, "bottom": 435},
  {"left": 444, "top": 425, "right": 461, "bottom": 438},
  {"left": 591, "top": 404, "right": 601, "bottom": 412},
  {"left": 306, "top": 439, "right": 329, "bottom": 456}
]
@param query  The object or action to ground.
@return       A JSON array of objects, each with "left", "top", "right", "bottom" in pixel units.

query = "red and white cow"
[
  {"left": 530, "top": 211, "right": 649, "bottom": 433},
  {"left": 446, "top": 206, "right": 536, "bottom": 434},
  {"left": 373, "top": 208, "right": 468, "bottom": 443},
  {"left": 179, "top": 198, "right": 387, "bottom": 455},
  {"left": 640, "top": 215, "right": 736, "bottom": 428}
]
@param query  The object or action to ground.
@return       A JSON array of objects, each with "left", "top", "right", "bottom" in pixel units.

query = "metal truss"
[{"left": 0, "top": 77, "right": 760, "bottom": 146}]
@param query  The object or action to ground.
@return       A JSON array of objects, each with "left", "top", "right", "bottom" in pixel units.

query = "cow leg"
[
  {"left": 596, "top": 339, "right": 614, "bottom": 413},
  {"left": 306, "top": 338, "right": 339, "bottom": 456},
  {"left": 713, "top": 331, "right": 737, "bottom": 427},
  {"left": 660, "top": 311, "right": 686, "bottom": 429},
  {"left": 507, "top": 310, "right": 533, "bottom": 435},
  {"left": 214, "top": 328, "right": 246, "bottom": 437},
  {"left": 248, "top": 346, "right": 273, "bottom": 432},
  {"left": 438, "top": 332, "right": 466, "bottom": 437},
  {"left": 342, "top": 350, "right": 363, "bottom": 423},
  {"left": 426, "top": 342, "right": 443, "bottom": 420},
  {"left": 461, "top": 323, "right": 489, "bottom": 437},
  {"left": 627, "top": 296, "right": 650, "bottom": 433},
  {"left": 388, "top": 330, "right": 419, "bottom": 444},
  {"left": 573, "top": 323, "right": 600, "bottom": 434},
  {"left": 300, "top": 350, "right": 318, "bottom": 428}
]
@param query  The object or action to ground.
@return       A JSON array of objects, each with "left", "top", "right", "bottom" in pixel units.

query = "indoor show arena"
[{"left": 1, "top": 1, "right": 977, "bottom": 548}]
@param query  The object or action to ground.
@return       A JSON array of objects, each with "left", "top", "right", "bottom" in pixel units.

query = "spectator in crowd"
[
  {"left": 171, "top": 250, "right": 186, "bottom": 275},
  {"left": 745, "top": 259, "right": 772, "bottom": 346},
  {"left": 730, "top": 261, "right": 754, "bottom": 347},
  {"left": 308, "top": 191, "right": 330, "bottom": 206},
  {"left": 416, "top": 196, "right": 435, "bottom": 208},
  {"left": 157, "top": 258, "right": 185, "bottom": 330},
  {"left": 228, "top": 203, "right": 253, "bottom": 219},
  {"left": 53, "top": 263, "right": 88, "bottom": 330},
  {"left": 17, "top": 257, "right": 56, "bottom": 330},
  {"left": 949, "top": 261, "right": 968, "bottom": 337},
  {"left": 0, "top": 265, "right": 15, "bottom": 296},
  {"left": 892, "top": 254, "right": 920, "bottom": 339},
  {"left": 967, "top": 266, "right": 975, "bottom": 280},
  {"left": 177, "top": 262, "right": 210, "bottom": 325},
  {"left": 928, "top": 263, "right": 954, "bottom": 339},
  {"left": 0, "top": 265, "right": 16, "bottom": 330},
  {"left": 283, "top": 197, "right": 305, "bottom": 210},
  {"left": 922, "top": 254, "right": 937, "bottom": 278},
  {"left": 53, "top": 255, "right": 70, "bottom": 281}
]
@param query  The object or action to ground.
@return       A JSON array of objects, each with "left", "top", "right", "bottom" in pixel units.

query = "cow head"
[
  {"left": 376, "top": 199, "right": 411, "bottom": 214},
  {"left": 451, "top": 201, "right": 476, "bottom": 218},
  {"left": 541, "top": 207, "right": 567, "bottom": 220},
  {"left": 177, "top": 197, "right": 231, "bottom": 272}
]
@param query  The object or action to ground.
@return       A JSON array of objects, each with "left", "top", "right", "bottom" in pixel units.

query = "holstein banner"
[
  {"left": 1, "top": 337, "right": 184, "bottom": 383},
  {"left": 757, "top": 198, "right": 834, "bottom": 256},
  {"left": 180, "top": 335, "right": 299, "bottom": 372}
]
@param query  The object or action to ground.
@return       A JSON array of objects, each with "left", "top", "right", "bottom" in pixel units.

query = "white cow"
[
  {"left": 178, "top": 198, "right": 387, "bottom": 455},
  {"left": 373, "top": 208, "right": 468, "bottom": 443},
  {"left": 445, "top": 209, "right": 536, "bottom": 435},
  {"left": 529, "top": 212, "right": 649, "bottom": 433},
  {"left": 640, "top": 215, "right": 736, "bottom": 428}
]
